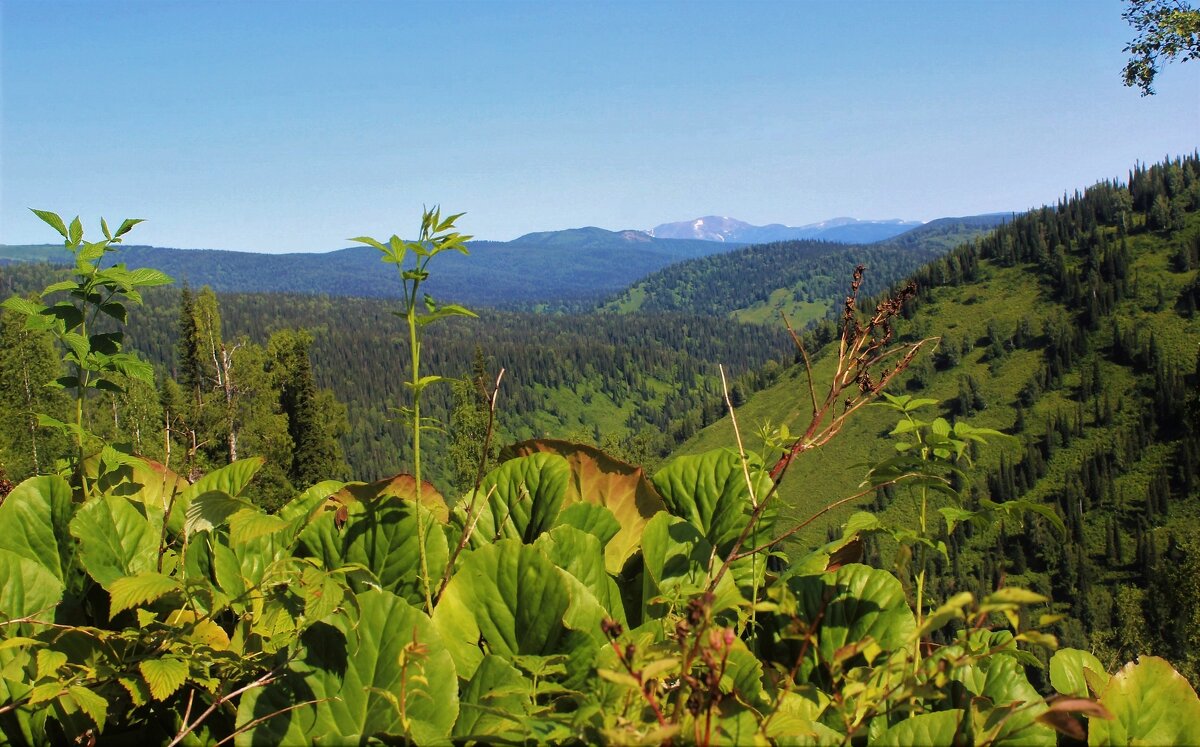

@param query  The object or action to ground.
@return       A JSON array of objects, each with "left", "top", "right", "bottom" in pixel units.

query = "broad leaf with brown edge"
[
  {"left": 504, "top": 439, "right": 666, "bottom": 573},
  {"left": 332, "top": 473, "right": 448, "bottom": 523}
]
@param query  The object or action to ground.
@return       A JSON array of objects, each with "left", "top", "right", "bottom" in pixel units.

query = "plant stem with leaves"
[{"left": 351, "top": 207, "right": 476, "bottom": 612}]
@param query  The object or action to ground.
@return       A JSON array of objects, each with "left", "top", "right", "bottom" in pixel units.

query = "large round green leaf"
[
  {"left": 462, "top": 453, "right": 570, "bottom": 546},
  {"left": 640, "top": 512, "right": 744, "bottom": 619},
  {"left": 0, "top": 476, "right": 75, "bottom": 621},
  {"left": 951, "top": 651, "right": 1054, "bottom": 745},
  {"left": 507, "top": 440, "right": 667, "bottom": 572},
  {"left": 68, "top": 495, "right": 159, "bottom": 589},
  {"left": 300, "top": 493, "right": 448, "bottom": 609},
  {"left": 874, "top": 710, "right": 963, "bottom": 746},
  {"left": 652, "top": 449, "right": 774, "bottom": 554},
  {"left": 1088, "top": 656, "right": 1200, "bottom": 746},
  {"left": 788, "top": 563, "right": 914, "bottom": 666},
  {"left": 0, "top": 475, "right": 75, "bottom": 584},
  {"left": 432, "top": 539, "right": 606, "bottom": 685},
  {"left": 453, "top": 654, "right": 533, "bottom": 742},
  {"left": 332, "top": 473, "right": 449, "bottom": 524},
  {"left": 535, "top": 525, "right": 626, "bottom": 624},
  {"left": 1049, "top": 648, "right": 1106, "bottom": 698},
  {"left": 0, "top": 550, "right": 62, "bottom": 623},
  {"left": 235, "top": 589, "right": 457, "bottom": 745}
]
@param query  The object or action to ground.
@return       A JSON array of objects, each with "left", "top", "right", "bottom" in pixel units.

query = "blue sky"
[{"left": 2, "top": 0, "right": 1197, "bottom": 252}]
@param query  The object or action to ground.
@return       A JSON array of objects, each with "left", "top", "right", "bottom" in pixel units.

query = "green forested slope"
[
  {"left": 673, "top": 156, "right": 1200, "bottom": 682},
  {"left": 0, "top": 257, "right": 789, "bottom": 494},
  {"left": 603, "top": 214, "right": 1009, "bottom": 324}
]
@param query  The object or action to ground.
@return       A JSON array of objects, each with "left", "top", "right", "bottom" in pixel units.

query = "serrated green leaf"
[
  {"left": 984, "top": 587, "right": 1048, "bottom": 606},
  {"left": 108, "top": 572, "right": 179, "bottom": 615},
  {"left": 126, "top": 267, "right": 173, "bottom": 288},
  {"left": 77, "top": 241, "right": 106, "bottom": 264},
  {"left": 27, "top": 681, "right": 66, "bottom": 704},
  {"left": 114, "top": 218, "right": 143, "bottom": 238},
  {"left": 348, "top": 235, "right": 386, "bottom": 250},
  {"left": 67, "top": 216, "right": 83, "bottom": 244},
  {"left": 1, "top": 295, "right": 46, "bottom": 317},
  {"left": 68, "top": 686, "right": 107, "bottom": 731},
  {"left": 36, "top": 649, "right": 67, "bottom": 680},
  {"left": 106, "top": 354, "right": 154, "bottom": 383},
  {"left": 31, "top": 209, "right": 68, "bottom": 239},
  {"left": 140, "top": 657, "right": 188, "bottom": 701}
]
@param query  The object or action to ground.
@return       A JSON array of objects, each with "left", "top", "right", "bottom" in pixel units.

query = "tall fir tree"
[{"left": 267, "top": 328, "right": 348, "bottom": 487}]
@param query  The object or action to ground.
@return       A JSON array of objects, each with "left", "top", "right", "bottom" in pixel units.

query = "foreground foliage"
[{"left": 1, "top": 210, "right": 1197, "bottom": 745}]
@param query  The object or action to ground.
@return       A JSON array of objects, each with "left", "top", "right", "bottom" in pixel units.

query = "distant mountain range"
[
  {"left": 0, "top": 228, "right": 741, "bottom": 307},
  {"left": 0, "top": 216, "right": 1005, "bottom": 307},
  {"left": 648, "top": 216, "right": 924, "bottom": 244}
]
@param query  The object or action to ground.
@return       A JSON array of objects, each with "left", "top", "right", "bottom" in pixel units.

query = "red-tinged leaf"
[{"left": 825, "top": 537, "right": 863, "bottom": 571}]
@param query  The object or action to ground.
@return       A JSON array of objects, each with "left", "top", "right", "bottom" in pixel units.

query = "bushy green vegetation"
[{"left": 1, "top": 189, "right": 1198, "bottom": 744}]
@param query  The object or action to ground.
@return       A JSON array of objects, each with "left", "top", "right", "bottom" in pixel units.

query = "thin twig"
[
  {"left": 218, "top": 698, "right": 333, "bottom": 746},
  {"left": 436, "top": 483, "right": 497, "bottom": 598},
  {"left": 167, "top": 670, "right": 280, "bottom": 747},
  {"left": 470, "top": 368, "right": 506, "bottom": 498},
  {"left": 434, "top": 368, "right": 503, "bottom": 601},
  {"left": 718, "top": 365, "right": 757, "bottom": 510},
  {"left": 730, "top": 474, "right": 922, "bottom": 560},
  {"left": 780, "top": 311, "right": 819, "bottom": 418}
]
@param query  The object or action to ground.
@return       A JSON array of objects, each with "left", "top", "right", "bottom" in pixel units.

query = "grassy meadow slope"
[{"left": 672, "top": 160, "right": 1200, "bottom": 678}]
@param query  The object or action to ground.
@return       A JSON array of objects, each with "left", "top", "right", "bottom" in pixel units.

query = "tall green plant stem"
[
  {"left": 914, "top": 483, "right": 929, "bottom": 670},
  {"left": 352, "top": 208, "right": 475, "bottom": 614},
  {"left": 405, "top": 268, "right": 433, "bottom": 614}
]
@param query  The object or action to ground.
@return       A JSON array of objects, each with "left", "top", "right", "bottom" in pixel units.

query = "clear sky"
[{"left": 1, "top": 0, "right": 1197, "bottom": 252}]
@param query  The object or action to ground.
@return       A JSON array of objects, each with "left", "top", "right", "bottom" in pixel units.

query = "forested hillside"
[
  {"left": 675, "top": 155, "right": 1200, "bottom": 683},
  {"left": 606, "top": 214, "right": 1010, "bottom": 325},
  {"left": 0, "top": 261, "right": 790, "bottom": 494}
]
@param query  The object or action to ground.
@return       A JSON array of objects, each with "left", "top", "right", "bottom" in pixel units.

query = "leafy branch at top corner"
[
  {"left": 349, "top": 206, "right": 479, "bottom": 428},
  {"left": 1121, "top": 0, "right": 1200, "bottom": 95},
  {"left": 1, "top": 209, "right": 173, "bottom": 490}
]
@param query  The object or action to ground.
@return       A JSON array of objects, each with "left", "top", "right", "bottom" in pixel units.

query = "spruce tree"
[{"left": 267, "top": 328, "right": 348, "bottom": 487}]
